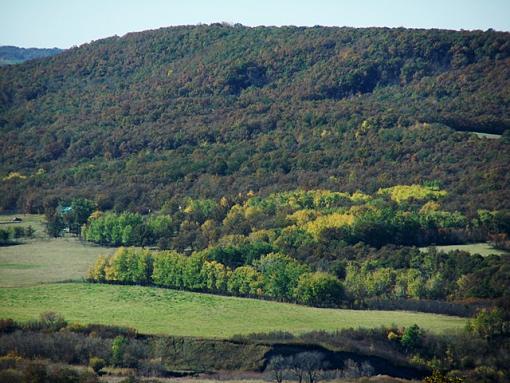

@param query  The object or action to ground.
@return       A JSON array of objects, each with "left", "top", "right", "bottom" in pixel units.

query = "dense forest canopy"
[{"left": 0, "top": 24, "right": 509, "bottom": 212}]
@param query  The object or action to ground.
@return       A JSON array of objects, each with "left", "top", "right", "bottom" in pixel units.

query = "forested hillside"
[{"left": 1, "top": 25, "right": 509, "bottom": 212}]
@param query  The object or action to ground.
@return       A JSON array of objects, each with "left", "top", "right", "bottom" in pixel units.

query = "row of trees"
[
  {"left": 89, "top": 242, "right": 510, "bottom": 306},
  {"left": 88, "top": 248, "right": 345, "bottom": 306},
  {"left": 82, "top": 211, "right": 173, "bottom": 246}
]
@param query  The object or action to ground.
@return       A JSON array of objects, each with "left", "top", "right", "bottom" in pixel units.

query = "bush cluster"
[{"left": 0, "top": 225, "right": 34, "bottom": 245}]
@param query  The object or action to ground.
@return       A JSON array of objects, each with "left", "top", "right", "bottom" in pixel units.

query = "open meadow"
[
  {"left": 0, "top": 282, "right": 466, "bottom": 337},
  {"left": 0, "top": 213, "right": 115, "bottom": 287},
  {"left": 0, "top": 237, "right": 115, "bottom": 287}
]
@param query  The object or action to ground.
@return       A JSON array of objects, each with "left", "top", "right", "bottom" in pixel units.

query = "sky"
[{"left": 1, "top": 0, "right": 509, "bottom": 48}]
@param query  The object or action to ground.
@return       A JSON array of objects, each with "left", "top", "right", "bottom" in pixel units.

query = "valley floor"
[{"left": 0, "top": 214, "right": 466, "bottom": 337}]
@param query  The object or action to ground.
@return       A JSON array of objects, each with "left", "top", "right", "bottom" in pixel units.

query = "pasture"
[
  {"left": 0, "top": 237, "right": 114, "bottom": 287},
  {"left": 0, "top": 282, "right": 466, "bottom": 337}
]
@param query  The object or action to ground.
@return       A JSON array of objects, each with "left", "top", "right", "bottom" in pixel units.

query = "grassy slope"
[
  {"left": 419, "top": 242, "right": 509, "bottom": 257},
  {"left": 0, "top": 282, "right": 466, "bottom": 337}
]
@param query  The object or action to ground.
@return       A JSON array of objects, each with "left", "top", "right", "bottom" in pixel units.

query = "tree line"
[{"left": 89, "top": 248, "right": 345, "bottom": 307}]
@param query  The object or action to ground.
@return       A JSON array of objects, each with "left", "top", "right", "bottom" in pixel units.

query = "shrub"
[
  {"left": 112, "top": 336, "right": 128, "bottom": 367},
  {"left": 89, "top": 356, "right": 106, "bottom": 374},
  {"left": 0, "top": 369, "right": 24, "bottom": 383},
  {"left": 400, "top": 324, "right": 422, "bottom": 351},
  {"left": 39, "top": 311, "right": 67, "bottom": 331},
  {"left": 424, "top": 370, "right": 463, "bottom": 383}
]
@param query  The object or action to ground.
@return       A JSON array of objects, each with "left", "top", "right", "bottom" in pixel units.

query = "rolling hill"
[
  {"left": 0, "top": 25, "right": 509, "bottom": 213},
  {"left": 0, "top": 45, "right": 62, "bottom": 66}
]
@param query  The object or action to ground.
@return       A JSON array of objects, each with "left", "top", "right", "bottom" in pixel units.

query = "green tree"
[
  {"left": 256, "top": 253, "right": 309, "bottom": 300},
  {"left": 294, "top": 272, "right": 345, "bottom": 306},
  {"left": 467, "top": 308, "right": 507, "bottom": 339},
  {"left": 227, "top": 265, "right": 263, "bottom": 296},
  {"left": 89, "top": 357, "right": 106, "bottom": 374},
  {"left": 152, "top": 250, "right": 187, "bottom": 288},
  {"left": 104, "top": 247, "right": 152, "bottom": 284},
  {"left": 65, "top": 198, "right": 96, "bottom": 234},
  {"left": 47, "top": 213, "right": 65, "bottom": 237},
  {"left": 111, "top": 336, "right": 128, "bottom": 367},
  {"left": 0, "top": 229, "right": 9, "bottom": 244},
  {"left": 201, "top": 260, "right": 230, "bottom": 291},
  {"left": 366, "top": 267, "right": 395, "bottom": 298},
  {"left": 183, "top": 252, "right": 206, "bottom": 290},
  {"left": 400, "top": 324, "right": 422, "bottom": 351},
  {"left": 344, "top": 263, "right": 369, "bottom": 304}
]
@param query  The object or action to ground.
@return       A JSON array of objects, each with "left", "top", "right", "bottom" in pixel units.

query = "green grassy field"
[
  {"left": 419, "top": 242, "right": 509, "bottom": 257},
  {"left": 0, "top": 238, "right": 114, "bottom": 287},
  {"left": 0, "top": 282, "right": 466, "bottom": 337}
]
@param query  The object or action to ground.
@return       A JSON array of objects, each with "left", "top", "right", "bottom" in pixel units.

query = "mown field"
[
  {"left": 419, "top": 242, "right": 509, "bottom": 257},
  {"left": 0, "top": 282, "right": 466, "bottom": 337}
]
